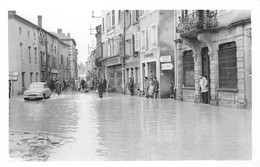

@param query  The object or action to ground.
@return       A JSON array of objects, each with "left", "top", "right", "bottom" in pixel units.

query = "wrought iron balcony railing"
[{"left": 176, "top": 10, "right": 217, "bottom": 37}]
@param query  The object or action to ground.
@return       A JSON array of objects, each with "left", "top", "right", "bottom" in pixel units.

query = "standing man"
[
  {"left": 199, "top": 74, "right": 208, "bottom": 104},
  {"left": 153, "top": 77, "right": 159, "bottom": 98},
  {"left": 144, "top": 77, "right": 149, "bottom": 98},
  {"left": 103, "top": 78, "right": 107, "bottom": 92},
  {"left": 55, "top": 79, "right": 62, "bottom": 95},
  {"left": 128, "top": 77, "right": 134, "bottom": 96}
]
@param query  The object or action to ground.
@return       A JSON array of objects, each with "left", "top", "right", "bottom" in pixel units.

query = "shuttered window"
[
  {"left": 134, "top": 32, "right": 140, "bottom": 52},
  {"left": 218, "top": 42, "right": 237, "bottom": 89},
  {"left": 183, "top": 50, "right": 195, "bottom": 87}
]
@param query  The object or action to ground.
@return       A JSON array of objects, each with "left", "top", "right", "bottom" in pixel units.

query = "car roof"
[{"left": 30, "top": 82, "right": 46, "bottom": 85}]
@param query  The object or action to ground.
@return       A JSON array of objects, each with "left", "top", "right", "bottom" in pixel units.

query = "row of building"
[
  {"left": 88, "top": 10, "right": 251, "bottom": 109},
  {"left": 8, "top": 11, "right": 78, "bottom": 95}
]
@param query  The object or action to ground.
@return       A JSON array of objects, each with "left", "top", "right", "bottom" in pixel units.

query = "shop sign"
[
  {"left": 144, "top": 53, "right": 153, "bottom": 58},
  {"left": 9, "top": 72, "right": 19, "bottom": 80},
  {"left": 161, "top": 63, "right": 173, "bottom": 70},
  {"left": 107, "top": 57, "right": 122, "bottom": 66},
  {"left": 160, "top": 55, "right": 171, "bottom": 62}
]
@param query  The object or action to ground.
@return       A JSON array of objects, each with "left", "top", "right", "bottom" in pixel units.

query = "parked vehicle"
[{"left": 23, "top": 82, "right": 51, "bottom": 100}]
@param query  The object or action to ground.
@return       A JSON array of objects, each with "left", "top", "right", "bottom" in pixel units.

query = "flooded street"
[{"left": 9, "top": 91, "right": 251, "bottom": 160}]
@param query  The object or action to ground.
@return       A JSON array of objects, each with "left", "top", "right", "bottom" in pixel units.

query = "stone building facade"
[
  {"left": 101, "top": 10, "right": 124, "bottom": 93},
  {"left": 175, "top": 10, "right": 251, "bottom": 109},
  {"left": 9, "top": 11, "right": 71, "bottom": 95},
  {"left": 9, "top": 11, "right": 40, "bottom": 95}
]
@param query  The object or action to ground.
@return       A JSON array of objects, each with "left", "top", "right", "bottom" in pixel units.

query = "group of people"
[
  {"left": 140, "top": 76, "right": 160, "bottom": 98},
  {"left": 128, "top": 74, "right": 209, "bottom": 103}
]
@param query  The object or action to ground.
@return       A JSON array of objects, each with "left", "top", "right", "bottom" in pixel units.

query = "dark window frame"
[
  {"left": 183, "top": 50, "right": 195, "bottom": 87},
  {"left": 218, "top": 42, "right": 237, "bottom": 89}
]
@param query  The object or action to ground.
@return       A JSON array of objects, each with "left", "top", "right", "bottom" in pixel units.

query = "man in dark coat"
[
  {"left": 153, "top": 77, "right": 159, "bottom": 98},
  {"left": 128, "top": 77, "right": 134, "bottom": 96}
]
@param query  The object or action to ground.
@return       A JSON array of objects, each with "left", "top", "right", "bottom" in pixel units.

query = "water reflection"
[{"left": 9, "top": 92, "right": 251, "bottom": 160}]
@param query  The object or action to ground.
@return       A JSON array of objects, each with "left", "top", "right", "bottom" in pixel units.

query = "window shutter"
[
  {"left": 145, "top": 29, "right": 149, "bottom": 50},
  {"left": 134, "top": 32, "right": 139, "bottom": 51},
  {"left": 155, "top": 25, "right": 158, "bottom": 47},
  {"left": 148, "top": 28, "right": 152, "bottom": 49},
  {"left": 142, "top": 30, "right": 146, "bottom": 51}
]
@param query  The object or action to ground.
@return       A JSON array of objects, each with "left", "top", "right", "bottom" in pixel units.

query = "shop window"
[
  {"left": 218, "top": 42, "right": 237, "bottom": 89},
  {"left": 183, "top": 50, "right": 195, "bottom": 87},
  {"left": 116, "top": 71, "right": 122, "bottom": 87}
]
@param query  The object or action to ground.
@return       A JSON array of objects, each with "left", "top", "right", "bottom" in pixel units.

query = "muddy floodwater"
[{"left": 9, "top": 91, "right": 251, "bottom": 161}]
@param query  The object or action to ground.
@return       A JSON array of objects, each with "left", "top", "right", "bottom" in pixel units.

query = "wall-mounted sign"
[
  {"left": 160, "top": 55, "right": 171, "bottom": 62},
  {"left": 144, "top": 53, "right": 153, "bottom": 58},
  {"left": 9, "top": 72, "right": 19, "bottom": 81},
  {"left": 161, "top": 63, "right": 173, "bottom": 70},
  {"left": 107, "top": 57, "right": 122, "bottom": 66}
]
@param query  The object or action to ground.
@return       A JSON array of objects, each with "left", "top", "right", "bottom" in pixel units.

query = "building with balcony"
[{"left": 175, "top": 10, "right": 251, "bottom": 109}]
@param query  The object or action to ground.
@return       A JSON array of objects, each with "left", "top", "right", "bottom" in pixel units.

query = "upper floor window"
[
  {"left": 19, "top": 27, "right": 22, "bottom": 35},
  {"left": 140, "top": 29, "right": 146, "bottom": 51},
  {"left": 218, "top": 42, "right": 237, "bottom": 89},
  {"left": 102, "top": 18, "right": 105, "bottom": 32},
  {"left": 134, "top": 32, "right": 140, "bottom": 52},
  {"left": 19, "top": 43, "right": 24, "bottom": 62},
  {"left": 106, "top": 13, "right": 111, "bottom": 31},
  {"left": 34, "top": 47, "right": 37, "bottom": 64},
  {"left": 28, "top": 46, "right": 31, "bottom": 63},
  {"left": 132, "top": 10, "right": 139, "bottom": 24},
  {"left": 112, "top": 10, "right": 115, "bottom": 27},
  {"left": 139, "top": 10, "right": 145, "bottom": 18},
  {"left": 118, "top": 10, "right": 121, "bottom": 24},
  {"left": 34, "top": 33, "right": 36, "bottom": 40},
  {"left": 151, "top": 24, "right": 158, "bottom": 48},
  {"left": 28, "top": 31, "right": 30, "bottom": 38},
  {"left": 125, "top": 10, "right": 131, "bottom": 28},
  {"left": 61, "top": 55, "right": 64, "bottom": 64}
]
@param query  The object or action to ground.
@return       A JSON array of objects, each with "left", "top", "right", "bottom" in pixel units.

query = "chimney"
[
  {"left": 57, "top": 28, "right": 62, "bottom": 34},
  {"left": 38, "top": 15, "right": 42, "bottom": 28},
  {"left": 67, "top": 33, "right": 70, "bottom": 38},
  {"left": 8, "top": 10, "right": 16, "bottom": 16}
]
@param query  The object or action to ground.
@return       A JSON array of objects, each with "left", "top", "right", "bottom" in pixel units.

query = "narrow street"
[{"left": 9, "top": 91, "right": 251, "bottom": 161}]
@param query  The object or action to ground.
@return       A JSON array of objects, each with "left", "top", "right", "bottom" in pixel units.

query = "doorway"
[{"left": 201, "top": 47, "right": 210, "bottom": 103}]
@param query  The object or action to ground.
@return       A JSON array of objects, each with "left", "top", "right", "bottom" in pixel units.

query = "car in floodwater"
[{"left": 23, "top": 82, "right": 51, "bottom": 100}]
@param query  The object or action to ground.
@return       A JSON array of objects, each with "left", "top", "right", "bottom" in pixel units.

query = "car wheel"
[{"left": 43, "top": 93, "right": 46, "bottom": 99}]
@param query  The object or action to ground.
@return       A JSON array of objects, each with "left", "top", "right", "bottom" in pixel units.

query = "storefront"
[
  {"left": 140, "top": 50, "right": 160, "bottom": 95},
  {"left": 105, "top": 55, "right": 123, "bottom": 93}
]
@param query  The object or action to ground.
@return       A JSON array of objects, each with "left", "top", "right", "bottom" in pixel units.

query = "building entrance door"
[{"left": 201, "top": 47, "right": 210, "bottom": 103}]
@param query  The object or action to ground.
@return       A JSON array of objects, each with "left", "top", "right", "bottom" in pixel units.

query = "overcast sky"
[{"left": 3, "top": 0, "right": 101, "bottom": 64}]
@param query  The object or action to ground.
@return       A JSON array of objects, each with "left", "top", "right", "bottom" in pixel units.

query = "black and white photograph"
[{"left": 1, "top": 0, "right": 260, "bottom": 167}]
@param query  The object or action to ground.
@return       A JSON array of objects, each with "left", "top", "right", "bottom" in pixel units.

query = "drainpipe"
[{"left": 122, "top": 10, "right": 126, "bottom": 94}]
